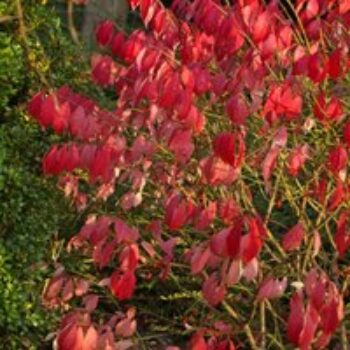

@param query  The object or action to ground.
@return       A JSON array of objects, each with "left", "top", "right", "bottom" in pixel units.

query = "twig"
[
  {"left": 341, "top": 279, "right": 349, "bottom": 350},
  {"left": 222, "top": 300, "right": 239, "bottom": 321},
  {"left": 222, "top": 299, "right": 258, "bottom": 350},
  {"left": 67, "top": 0, "right": 80, "bottom": 45},
  {"left": 15, "top": 0, "right": 51, "bottom": 91},
  {"left": 244, "top": 324, "right": 259, "bottom": 350},
  {"left": 341, "top": 322, "right": 348, "bottom": 350},
  {"left": 260, "top": 301, "right": 266, "bottom": 349},
  {"left": 0, "top": 15, "right": 18, "bottom": 24}
]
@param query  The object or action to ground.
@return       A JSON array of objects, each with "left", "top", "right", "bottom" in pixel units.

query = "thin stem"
[
  {"left": 244, "top": 324, "right": 259, "bottom": 350},
  {"left": 0, "top": 15, "right": 17, "bottom": 23},
  {"left": 260, "top": 301, "right": 266, "bottom": 349},
  {"left": 341, "top": 322, "right": 348, "bottom": 350},
  {"left": 67, "top": 0, "right": 80, "bottom": 45},
  {"left": 15, "top": 0, "right": 51, "bottom": 91},
  {"left": 264, "top": 173, "right": 281, "bottom": 225},
  {"left": 222, "top": 300, "right": 239, "bottom": 321}
]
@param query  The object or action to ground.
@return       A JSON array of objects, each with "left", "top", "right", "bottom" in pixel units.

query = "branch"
[
  {"left": 0, "top": 15, "right": 18, "bottom": 24},
  {"left": 67, "top": 0, "right": 80, "bottom": 45},
  {"left": 15, "top": 0, "right": 51, "bottom": 91}
]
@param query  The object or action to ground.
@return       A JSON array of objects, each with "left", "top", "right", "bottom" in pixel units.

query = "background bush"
[{"left": 0, "top": 1, "right": 92, "bottom": 348}]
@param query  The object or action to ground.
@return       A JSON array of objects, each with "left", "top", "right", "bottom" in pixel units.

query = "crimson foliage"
[{"left": 28, "top": 0, "right": 350, "bottom": 349}]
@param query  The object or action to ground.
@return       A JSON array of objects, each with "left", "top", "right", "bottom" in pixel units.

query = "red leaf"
[
  {"left": 159, "top": 73, "right": 181, "bottom": 109},
  {"left": 168, "top": 128, "right": 194, "bottom": 164},
  {"left": 210, "top": 228, "right": 230, "bottom": 256},
  {"left": 252, "top": 11, "right": 270, "bottom": 43},
  {"left": 165, "top": 193, "right": 193, "bottom": 231},
  {"left": 119, "top": 244, "right": 140, "bottom": 272},
  {"left": 191, "top": 246, "right": 211, "bottom": 275},
  {"left": 111, "top": 32, "right": 126, "bottom": 57},
  {"left": 335, "top": 211, "right": 350, "bottom": 257},
  {"left": 140, "top": 0, "right": 157, "bottom": 27},
  {"left": 62, "top": 278, "right": 74, "bottom": 302},
  {"left": 27, "top": 91, "right": 44, "bottom": 119},
  {"left": 343, "top": 121, "right": 350, "bottom": 147},
  {"left": 110, "top": 270, "right": 136, "bottom": 301},
  {"left": 304, "top": 269, "right": 325, "bottom": 310},
  {"left": 327, "top": 48, "right": 342, "bottom": 79},
  {"left": 57, "top": 315, "right": 85, "bottom": 350},
  {"left": 287, "top": 144, "right": 310, "bottom": 176},
  {"left": 194, "top": 201, "right": 217, "bottom": 230},
  {"left": 91, "top": 55, "right": 115, "bottom": 87},
  {"left": 314, "top": 93, "right": 344, "bottom": 123},
  {"left": 226, "top": 221, "right": 242, "bottom": 259},
  {"left": 339, "top": 0, "right": 350, "bottom": 14},
  {"left": 202, "top": 273, "right": 226, "bottom": 306},
  {"left": 75, "top": 279, "right": 89, "bottom": 297},
  {"left": 298, "top": 303, "right": 319, "bottom": 349},
  {"left": 328, "top": 180, "right": 345, "bottom": 212},
  {"left": 39, "top": 95, "right": 55, "bottom": 127},
  {"left": 116, "top": 308, "right": 137, "bottom": 337},
  {"left": 213, "top": 132, "right": 245, "bottom": 168},
  {"left": 82, "top": 325, "right": 98, "bottom": 350},
  {"left": 241, "top": 216, "right": 263, "bottom": 263},
  {"left": 226, "top": 95, "right": 250, "bottom": 125},
  {"left": 226, "top": 259, "right": 242, "bottom": 286},
  {"left": 287, "top": 291, "right": 305, "bottom": 345},
  {"left": 271, "top": 126, "right": 288, "bottom": 149},
  {"left": 190, "top": 332, "right": 208, "bottom": 350},
  {"left": 282, "top": 223, "right": 305, "bottom": 252},
  {"left": 242, "top": 258, "right": 259, "bottom": 281},
  {"left": 114, "top": 219, "right": 139, "bottom": 243},
  {"left": 219, "top": 197, "right": 240, "bottom": 224},
  {"left": 83, "top": 294, "right": 99, "bottom": 312},
  {"left": 257, "top": 277, "right": 287, "bottom": 301},
  {"left": 263, "top": 85, "right": 302, "bottom": 123},
  {"left": 95, "top": 20, "right": 115, "bottom": 46},
  {"left": 200, "top": 156, "right": 240, "bottom": 186},
  {"left": 43, "top": 146, "right": 59, "bottom": 175},
  {"left": 328, "top": 145, "right": 348, "bottom": 175},
  {"left": 303, "top": 0, "right": 320, "bottom": 20},
  {"left": 312, "top": 230, "right": 322, "bottom": 257},
  {"left": 320, "top": 287, "right": 344, "bottom": 334},
  {"left": 192, "top": 65, "right": 212, "bottom": 95},
  {"left": 262, "top": 127, "right": 288, "bottom": 186},
  {"left": 130, "top": 0, "right": 140, "bottom": 10}
]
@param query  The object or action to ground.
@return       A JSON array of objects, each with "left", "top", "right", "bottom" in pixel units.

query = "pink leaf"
[
  {"left": 191, "top": 246, "right": 211, "bottom": 275},
  {"left": 242, "top": 258, "right": 259, "bottom": 281},
  {"left": 282, "top": 223, "right": 305, "bottom": 252},
  {"left": 287, "top": 144, "right": 310, "bottom": 176},
  {"left": 226, "top": 260, "right": 242, "bottom": 286},
  {"left": 256, "top": 277, "right": 287, "bottom": 301},
  {"left": 115, "top": 308, "right": 137, "bottom": 337},
  {"left": 83, "top": 294, "right": 99, "bottom": 312},
  {"left": 202, "top": 273, "right": 226, "bottom": 306}
]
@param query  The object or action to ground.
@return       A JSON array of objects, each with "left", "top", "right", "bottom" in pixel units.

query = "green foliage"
[
  {"left": 0, "top": 33, "right": 24, "bottom": 112},
  {"left": 0, "top": 2, "right": 93, "bottom": 348}
]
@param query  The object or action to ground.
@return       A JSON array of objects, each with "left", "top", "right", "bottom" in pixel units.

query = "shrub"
[
  {"left": 28, "top": 0, "right": 350, "bottom": 349},
  {"left": 0, "top": 1, "right": 93, "bottom": 348}
]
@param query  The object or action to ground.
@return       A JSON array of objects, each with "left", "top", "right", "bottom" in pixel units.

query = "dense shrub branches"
[{"left": 28, "top": 0, "right": 350, "bottom": 348}]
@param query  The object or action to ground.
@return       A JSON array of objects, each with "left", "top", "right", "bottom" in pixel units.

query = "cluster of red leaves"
[
  {"left": 287, "top": 270, "right": 344, "bottom": 349},
  {"left": 29, "top": 0, "right": 350, "bottom": 349}
]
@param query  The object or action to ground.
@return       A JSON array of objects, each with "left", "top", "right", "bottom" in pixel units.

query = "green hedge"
[{"left": 0, "top": 2, "right": 91, "bottom": 348}]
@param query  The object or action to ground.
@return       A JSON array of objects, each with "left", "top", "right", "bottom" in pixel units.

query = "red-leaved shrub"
[{"left": 28, "top": 0, "right": 350, "bottom": 348}]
